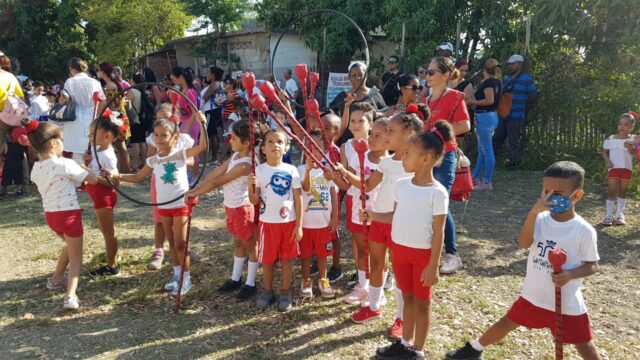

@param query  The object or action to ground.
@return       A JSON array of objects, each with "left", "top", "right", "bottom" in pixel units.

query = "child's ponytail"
[{"left": 413, "top": 120, "right": 454, "bottom": 165}]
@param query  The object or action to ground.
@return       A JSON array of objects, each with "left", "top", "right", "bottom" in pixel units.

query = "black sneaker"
[
  {"left": 375, "top": 340, "right": 415, "bottom": 359},
  {"left": 327, "top": 266, "right": 344, "bottom": 283},
  {"left": 88, "top": 265, "right": 120, "bottom": 277},
  {"left": 346, "top": 272, "right": 358, "bottom": 289},
  {"left": 236, "top": 284, "right": 257, "bottom": 301},
  {"left": 446, "top": 342, "right": 483, "bottom": 360},
  {"left": 217, "top": 278, "right": 242, "bottom": 293},
  {"left": 407, "top": 350, "right": 426, "bottom": 360},
  {"left": 310, "top": 260, "right": 319, "bottom": 276}
]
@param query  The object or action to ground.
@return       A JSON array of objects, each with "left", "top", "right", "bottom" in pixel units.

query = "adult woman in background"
[
  {"left": 128, "top": 73, "right": 146, "bottom": 171},
  {"left": 171, "top": 66, "right": 200, "bottom": 178},
  {"left": 383, "top": 74, "right": 421, "bottom": 117},
  {"left": 143, "top": 68, "right": 165, "bottom": 111},
  {"left": 452, "top": 60, "right": 475, "bottom": 147},
  {"left": 423, "top": 56, "right": 471, "bottom": 275},
  {"left": 201, "top": 66, "right": 224, "bottom": 164},
  {"left": 99, "top": 62, "right": 130, "bottom": 172},
  {"left": 61, "top": 58, "right": 104, "bottom": 164},
  {"left": 466, "top": 58, "right": 502, "bottom": 191}
]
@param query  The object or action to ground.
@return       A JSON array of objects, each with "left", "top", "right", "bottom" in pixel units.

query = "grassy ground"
[{"left": 0, "top": 169, "right": 638, "bottom": 359}]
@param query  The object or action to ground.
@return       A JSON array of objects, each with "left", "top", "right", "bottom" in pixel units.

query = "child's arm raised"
[
  {"left": 421, "top": 213, "right": 446, "bottom": 287},
  {"left": 186, "top": 111, "right": 208, "bottom": 158},
  {"left": 301, "top": 158, "right": 313, "bottom": 192},
  {"left": 248, "top": 174, "right": 260, "bottom": 205},
  {"left": 519, "top": 188, "right": 554, "bottom": 249},
  {"left": 336, "top": 92, "right": 355, "bottom": 141},
  {"left": 292, "top": 187, "right": 303, "bottom": 242}
]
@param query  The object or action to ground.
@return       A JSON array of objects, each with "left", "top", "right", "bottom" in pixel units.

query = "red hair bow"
[
  {"left": 24, "top": 119, "right": 39, "bottom": 134},
  {"left": 101, "top": 108, "right": 113, "bottom": 118},
  {"left": 406, "top": 103, "right": 424, "bottom": 121},
  {"left": 628, "top": 111, "right": 639, "bottom": 120},
  {"left": 169, "top": 116, "right": 179, "bottom": 124}
]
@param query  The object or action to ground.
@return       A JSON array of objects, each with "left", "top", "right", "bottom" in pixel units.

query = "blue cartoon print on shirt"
[
  {"left": 267, "top": 171, "right": 292, "bottom": 198},
  {"left": 161, "top": 162, "right": 177, "bottom": 184}
]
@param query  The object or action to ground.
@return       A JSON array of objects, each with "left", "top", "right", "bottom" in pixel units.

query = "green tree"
[
  {"left": 0, "top": 0, "right": 90, "bottom": 82},
  {"left": 82, "top": 0, "right": 192, "bottom": 67}
]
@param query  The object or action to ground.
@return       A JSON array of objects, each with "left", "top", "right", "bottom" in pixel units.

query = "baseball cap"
[
  {"left": 507, "top": 54, "right": 524, "bottom": 64},
  {"left": 436, "top": 42, "right": 454, "bottom": 52}
]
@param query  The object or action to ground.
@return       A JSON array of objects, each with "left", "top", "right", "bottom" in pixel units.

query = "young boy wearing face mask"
[{"left": 447, "top": 161, "right": 602, "bottom": 360}]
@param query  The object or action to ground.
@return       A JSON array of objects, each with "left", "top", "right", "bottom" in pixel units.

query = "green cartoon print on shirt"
[{"left": 161, "top": 162, "right": 178, "bottom": 184}]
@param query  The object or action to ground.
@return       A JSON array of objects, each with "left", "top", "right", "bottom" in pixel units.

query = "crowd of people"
[{"left": 2, "top": 41, "right": 636, "bottom": 359}]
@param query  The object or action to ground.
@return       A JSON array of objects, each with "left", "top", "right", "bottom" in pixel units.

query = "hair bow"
[{"left": 406, "top": 103, "right": 424, "bottom": 121}]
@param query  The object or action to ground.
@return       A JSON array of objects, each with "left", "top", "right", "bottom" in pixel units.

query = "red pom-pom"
[
  {"left": 406, "top": 103, "right": 424, "bottom": 121},
  {"left": 169, "top": 116, "right": 179, "bottom": 124},
  {"left": 24, "top": 120, "right": 39, "bottom": 134},
  {"left": 11, "top": 127, "right": 29, "bottom": 144},
  {"left": 353, "top": 138, "right": 369, "bottom": 155},
  {"left": 92, "top": 91, "right": 105, "bottom": 103}
]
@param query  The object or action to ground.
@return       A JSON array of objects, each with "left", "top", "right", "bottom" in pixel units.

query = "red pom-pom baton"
[
  {"left": 241, "top": 72, "right": 257, "bottom": 180},
  {"left": 175, "top": 196, "right": 199, "bottom": 313},
  {"left": 548, "top": 247, "right": 568, "bottom": 360},
  {"left": 353, "top": 138, "right": 370, "bottom": 279},
  {"left": 250, "top": 93, "right": 328, "bottom": 172},
  {"left": 294, "top": 65, "right": 310, "bottom": 130},
  {"left": 258, "top": 81, "right": 337, "bottom": 171}
]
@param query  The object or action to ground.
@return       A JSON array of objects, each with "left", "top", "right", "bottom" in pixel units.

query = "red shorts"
[
  {"left": 86, "top": 183, "right": 118, "bottom": 209},
  {"left": 391, "top": 242, "right": 432, "bottom": 301},
  {"left": 258, "top": 221, "right": 299, "bottom": 265},
  {"left": 225, "top": 205, "right": 255, "bottom": 241},
  {"left": 345, "top": 194, "right": 365, "bottom": 234},
  {"left": 368, "top": 221, "right": 391, "bottom": 245},
  {"left": 158, "top": 207, "right": 190, "bottom": 217},
  {"left": 608, "top": 168, "right": 632, "bottom": 181},
  {"left": 507, "top": 297, "right": 593, "bottom": 344},
  {"left": 299, "top": 227, "right": 334, "bottom": 258},
  {"left": 45, "top": 209, "right": 83, "bottom": 237}
]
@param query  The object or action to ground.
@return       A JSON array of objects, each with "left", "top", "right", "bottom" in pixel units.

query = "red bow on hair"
[
  {"left": 101, "top": 108, "right": 113, "bottom": 118},
  {"left": 628, "top": 111, "right": 639, "bottom": 120},
  {"left": 169, "top": 116, "right": 179, "bottom": 124},
  {"left": 406, "top": 103, "right": 425, "bottom": 121},
  {"left": 24, "top": 120, "right": 39, "bottom": 134}
]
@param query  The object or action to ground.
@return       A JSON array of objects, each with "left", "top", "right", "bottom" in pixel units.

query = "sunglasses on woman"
[
  {"left": 403, "top": 85, "right": 423, "bottom": 91},
  {"left": 425, "top": 69, "right": 443, "bottom": 76}
]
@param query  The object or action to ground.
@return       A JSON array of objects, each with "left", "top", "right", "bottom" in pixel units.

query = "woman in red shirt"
[{"left": 423, "top": 56, "right": 471, "bottom": 275}]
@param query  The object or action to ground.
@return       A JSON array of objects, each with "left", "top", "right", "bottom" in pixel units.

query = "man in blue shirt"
[{"left": 493, "top": 54, "right": 537, "bottom": 169}]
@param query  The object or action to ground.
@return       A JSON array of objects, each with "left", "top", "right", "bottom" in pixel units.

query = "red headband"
[
  {"left": 24, "top": 120, "right": 39, "bottom": 134},
  {"left": 406, "top": 103, "right": 424, "bottom": 121},
  {"left": 430, "top": 127, "right": 445, "bottom": 144}
]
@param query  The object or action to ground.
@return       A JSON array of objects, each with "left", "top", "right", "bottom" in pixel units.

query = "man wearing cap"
[
  {"left": 436, "top": 42, "right": 455, "bottom": 59},
  {"left": 379, "top": 55, "right": 402, "bottom": 107},
  {"left": 493, "top": 54, "right": 537, "bottom": 169}
]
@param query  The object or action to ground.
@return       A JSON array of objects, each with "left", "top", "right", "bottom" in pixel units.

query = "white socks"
[
  {"left": 617, "top": 198, "right": 626, "bottom": 216},
  {"left": 395, "top": 288, "right": 404, "bottom": 319},
  {"left": 470, "top": 339, "right": 485, "bottom": 351},
  {"left": 173, "top": 265, "right": 181, "bottom": 276},
  {"left": 369, "top": 286, "right": 383, "bottom": 311},
  {"left": 401, "top": 338, "right": 412, "bottom": 347},
  {"left": 232, "top": 256, "right": 247, "bottom": 281},
  {"left": 246, "top": 261, "right": 259, "bottom": 287},
  {"left": 358, "top": 270, "right": 370, "bottom": 289},
  {"left": 605, "top": 200, "right": 615, "bottom": 217},
  {"left": 183, "top": 271, "right": 191, "bottom": 282}
]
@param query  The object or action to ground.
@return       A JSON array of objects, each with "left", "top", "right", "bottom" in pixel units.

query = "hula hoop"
[
  {"left": 92, "top": 82, "right": 209, "bottom": 207},
  {"left": 270, "top": 9, "right": 370, "bottom": 111}
]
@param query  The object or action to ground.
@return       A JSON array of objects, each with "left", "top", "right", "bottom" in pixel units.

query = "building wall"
[{"left": 269, "top": 33, "right": 317, "bottom": 83}]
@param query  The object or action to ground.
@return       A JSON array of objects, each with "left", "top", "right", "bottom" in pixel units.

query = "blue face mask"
[{"left": 548, "top": 191, "right": 576, "bottom": 214}]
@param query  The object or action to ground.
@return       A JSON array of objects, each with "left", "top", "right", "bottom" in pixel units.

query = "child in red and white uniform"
[
  {"left": 248, "top": 128, "right": 303, "bottom": 312},
  {"left": 146, "top": 104, "right": 195, "bottom": 270},
  {"left": 601, "top": 112, "right": 636, "bottom": 226},
  {"left": 334, "top": 114, "right": 387, "bottom": 307},
  {"left": 84, "top": 110, "right": 124, "bottom": 277},
  {"left": 338, "top": 110, "right": 425, "bottom": 336},
  {"left": 27, "top": 120, "right": 100, "bottom": 310},
  {"left": 298, "top": 129, "right": 338, "bottom": 299},
  {"left": 108, "top": 113, "right": 207, "bottom": 297},
  {"left": 363, "top": 121, "right": 451, "bottom": 360},
  {"left": 186, "top": 120, "right": 262, "bottom": 301},
  {"left": 447, "top": 161, "right": 602, "bottom": 360}
]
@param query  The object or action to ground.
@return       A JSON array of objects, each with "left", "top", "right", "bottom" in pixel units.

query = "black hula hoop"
[
  {"left": 92, "top": 82, "right": 209, "bottom": 207},
  {"left": 270, "top": 9, "right": 370, "bottom": 111}
]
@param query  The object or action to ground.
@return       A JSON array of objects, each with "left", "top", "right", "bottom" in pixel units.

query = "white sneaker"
[
  {"left": 63, "top": 295, "right": 79, "bottom": 310},
  {"left": 361, "top": 293, "right": 388, "bottom": 308},
  {"left": 440, "top": 254, "right": 463, "bottom": 274},
  {"left": 300, "top": 278, "right": 313, "bottom": 298},
  {"left": 318, "top": 278, "right": 335, "bottom": 299},
  {"left": 342, "top": 284, "right": 368, "bottom": 305},
  {"left": 614, "top": 214, "right": 626, "bottom": 226}
]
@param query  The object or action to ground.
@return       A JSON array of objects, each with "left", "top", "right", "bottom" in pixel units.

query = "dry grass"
[{"left": 0, "top": 170, "right": 638, "bottom": 359}]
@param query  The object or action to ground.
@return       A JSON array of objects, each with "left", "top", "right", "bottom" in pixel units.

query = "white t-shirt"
[
  {"left": 29, "top": 94, "right": 50, "bottom": 119},
  {"left": 391, "top": 178, "right": 448, "bottom": 249},
  {"left": 89, "top": 146, "right": 118, "bottom": 175},
  {"left": 285, "top": 78, "right": 298, "bottom": 99},
  {"left": 350, "top": 152, "right": 380, "bottom": 225},
  {"left": 146, "top": 133, "right": 194, "bottom": 150},
  {"left": 603, "top": 135, "right": 635, "bottom": 170},
  {"left": 256, "top": 162, "right": 301, "bottom": 223},
  {"left": 146, "top": 149, "right": 190, "bottom": 209},
  {"left": 200, "top": 85, "right": 211, "bottom": 111},
  {"left": 223, "top": 153, "right": 252, "bottom": 208},
  {"left": 31, "top": 157, "right": 89, "bottom": 212},
  {"left": 374, "top": 156, "right": 412, "bottom": 212},
  {"left": 520, "top": 212, "right": 599, "bottom": 316},
  {"left": 298, "top": 165, "right": 334, "bottom": 229},
  {"left": 223, "top": 112, "right": 241, "bottom": 137}
]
